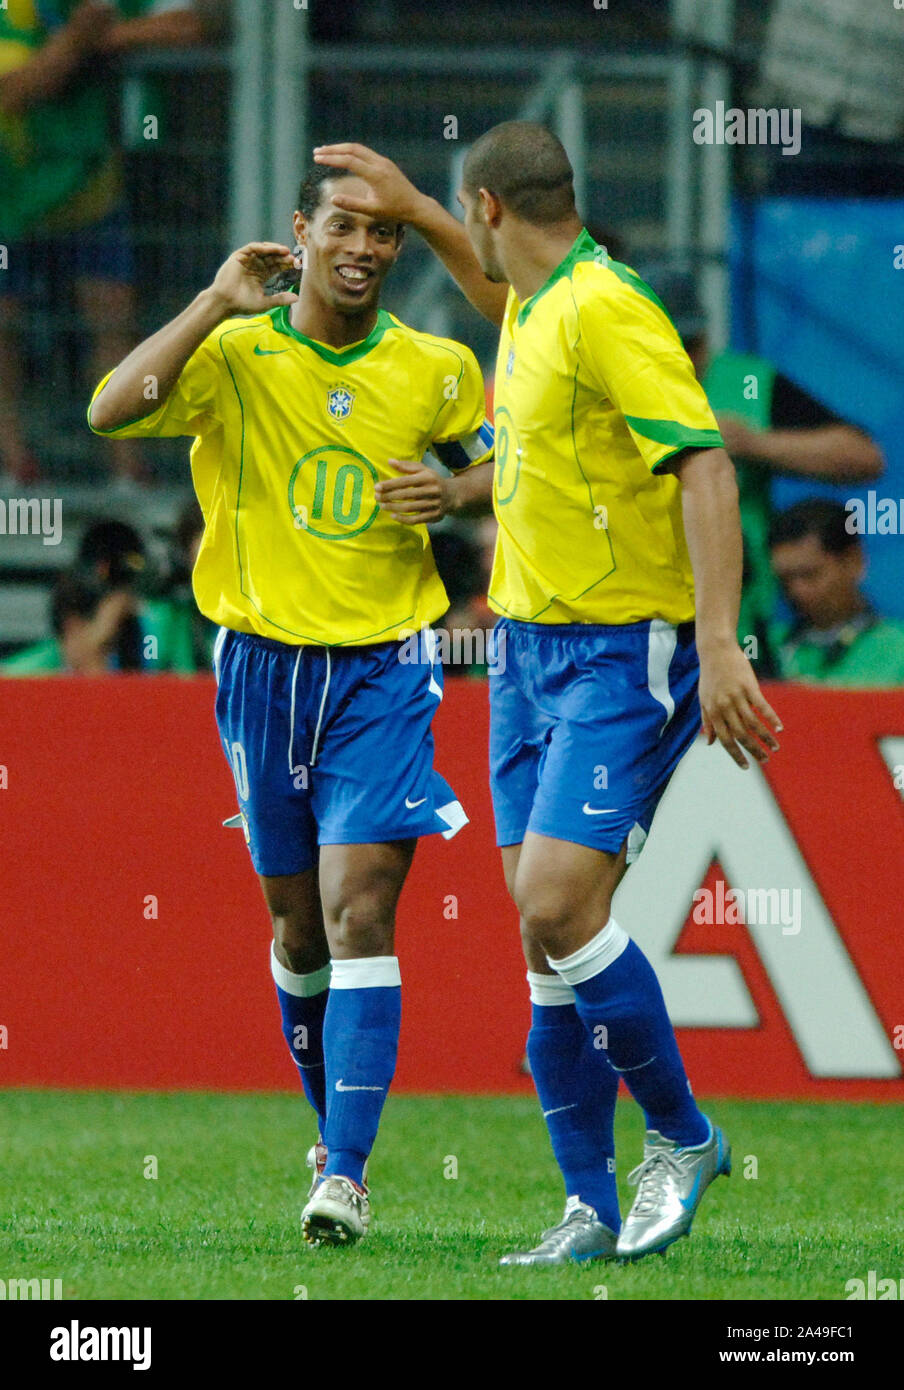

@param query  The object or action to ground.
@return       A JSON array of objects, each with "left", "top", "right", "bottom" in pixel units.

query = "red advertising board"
[{"left": 0, "top": 677, "right": 901, "bottom": 1099}]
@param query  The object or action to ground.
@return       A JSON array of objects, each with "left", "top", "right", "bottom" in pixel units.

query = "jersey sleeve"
[
  {"left": 428, "top": 345, "right": 495, "bottom": 472},
  {"left": 87, "top": 338, "right": 222, "bottom": 439},
  {"left": 577, "top": 272, "right": 723, "bottom": 473}
]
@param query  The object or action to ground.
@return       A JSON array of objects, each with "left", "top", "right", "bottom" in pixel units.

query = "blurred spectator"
[
  {"left": 0, "top": 0, "right": 208, "bottom": 488},
  {"left": 142, "top": 494, "right": 216, "bottom": 672},
  {"left": 638, "top": 266, "right": 884, "bottom": 675},
  {"left": 0, "top": 569, "right": 137, "bottom": 672},
  {"left": 77, "top": 516, "right": 146, "bottom": 666},
  {"left": 1, "top": 506, "right": 217, "bottom": 673},
  {"left": 769, "top": 499, "right": 904, "bottom": 688}
]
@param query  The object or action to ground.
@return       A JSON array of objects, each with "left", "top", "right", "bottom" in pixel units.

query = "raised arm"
[
  {"left": 314, "top": 144, "right": 510, "bottom": 327},
  {"left": 673, "top": 446, "right": 782, "bottom": 769},
  {"left": 89, "top": 244, "right": 300, "bottom": 433},
  {"left": 96, "top": 5, "right": 208, "bottom": 55},
  {"left": 0, "top": 2, "right": 111, "bottom": 117},
  {"left": 715, "top": 416, "right": 883, "bottom": 485}
]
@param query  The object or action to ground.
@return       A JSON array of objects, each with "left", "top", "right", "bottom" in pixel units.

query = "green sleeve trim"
[
  {"left": 86, "top": 399, "right": 163, "bottom": 437},
  {"left": 625, "top": 415, "right": 724, "bottom": 450}
]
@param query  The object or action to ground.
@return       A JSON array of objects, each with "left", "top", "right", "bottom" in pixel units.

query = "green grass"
[{"left": 1, "top": 1091, "right": 901, "bottom": 1301}]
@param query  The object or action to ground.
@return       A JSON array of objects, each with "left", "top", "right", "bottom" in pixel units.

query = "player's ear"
[
  {"left": 478, "top": 187, "right": 503, "bottom": 227},
  {"left": 292, "top": 209, "right": 307, "bottom": 246},
  {"left": 393, "top": 223, "right": 406, "bottom": 253}
]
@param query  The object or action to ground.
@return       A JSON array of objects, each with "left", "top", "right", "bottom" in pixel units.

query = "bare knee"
[
  {"left": 260, "top": 873, "right": 328, "bottom": 975},
  {"left": 518, "top": 892, "right": 583, "bottom": 961},
  {"left": 272, "top": 921, "right": 326, "bottom": 975},
  {"left": 516, "top": 877, "right": 614, "bottom": 961},
  {"left": 327, "top": 884, "right": 396, "bottom": 957}
]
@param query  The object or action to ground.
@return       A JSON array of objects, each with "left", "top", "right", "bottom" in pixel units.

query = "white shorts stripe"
[{"left": 647, "top": 618, "right": 677, "bottom": 736}]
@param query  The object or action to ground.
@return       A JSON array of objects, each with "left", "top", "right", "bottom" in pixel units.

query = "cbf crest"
[
  {"left": 327, "top": 382, "right": 356, "bottom": 422},
  {"left": 506, "top": 345, "right": 515, "bottom": 378}
]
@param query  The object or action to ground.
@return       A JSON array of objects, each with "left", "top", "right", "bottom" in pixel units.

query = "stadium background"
[{"left": 2, "top": 0, "right": 903, "bottom": 1306}]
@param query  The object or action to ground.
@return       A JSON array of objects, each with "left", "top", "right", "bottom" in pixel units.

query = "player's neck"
[
  {"left": 288, "top": 293, "right": 378, "bottom": 349},
  {"left": 503, "top": 218, "right": 584, "bottom": 305}
]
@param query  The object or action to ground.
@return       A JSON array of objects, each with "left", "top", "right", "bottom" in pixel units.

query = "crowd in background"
[{"left": 1, "top": 0, "right": 901, "bottom": 685}]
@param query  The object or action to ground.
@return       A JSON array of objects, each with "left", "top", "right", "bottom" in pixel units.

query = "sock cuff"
[
  {"left": 548, "top": 918, "right": 630, "bottom": 986},
  {"left": 270, "top": 942, "right": 331, "bottom": 998},
  {"left": 526, "top": 970, "right": 576, "bottom": 1007},
  {"left": 330, "top": 956, "right": 401, "bottom": 989}
]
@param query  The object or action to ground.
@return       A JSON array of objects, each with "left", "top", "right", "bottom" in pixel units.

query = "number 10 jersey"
[{"left": 89, "top": 305, "right": 493, "bottom": 646}]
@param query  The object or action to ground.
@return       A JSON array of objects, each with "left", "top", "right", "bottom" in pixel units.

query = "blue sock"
[
  {"left": 526, "top": 973, "right": 621, "bottom": 1232},
  {"left": 321, "top": 956, "right": 402, "bottom": 1186},
  {"left": 270, "top": 944, "right": 330, "bottom": 1134},
  {"left": 551, "top": 921, "right": 709, "bottom": 1148}
]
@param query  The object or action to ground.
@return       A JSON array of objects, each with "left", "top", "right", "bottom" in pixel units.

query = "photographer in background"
[
  {"left": 769, "top": 499, "right": 904, "bottom": 688},
  {"left": 1, "top": 509, "right": 215, "bottom": 674},
  {"left": 142, "top": 495, "right": 216, "bottom": 673},
  {"left": 0, "top": 569, "right": 137, "bottom": 674}
]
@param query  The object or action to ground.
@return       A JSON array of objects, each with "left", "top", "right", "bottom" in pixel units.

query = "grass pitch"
[{"left": 1, "top": 1090, "right": 900, "bottom": 1301}]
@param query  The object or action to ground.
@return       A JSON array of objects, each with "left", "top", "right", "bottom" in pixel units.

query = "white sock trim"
[
  {"left": 548, "top": 918, "right": 630, "bottom": 986},
  {"left": 526, "top": 970, "right": 576, "bottom": 1007},
  {"left": 329, "top": 955, "right": 401, "bottom": 989},
  {"left": 270, "top": 942, "right": 331, "bottom": 998}
]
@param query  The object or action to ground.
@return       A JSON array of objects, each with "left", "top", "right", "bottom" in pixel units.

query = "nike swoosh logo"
[
  {"left": 405, "top": 796, "right": 427, "bottom": 809},
  {"left": 542, "top": 1103, "right": 578, "bottom": 1118},
  {"left": 293, "top": 1059, "right": 325, "bottom": 1070},
  {"left": 335, "top": 1079, "right": 384, "bottom": 1093},
  {"left": 582, "top": 804, "right": 618, "bottom": 816},
  {"left": 679, "top": 1172, "right": 703, "bottom": 1211},
  {"left": 254, "top": 345, "right": 289, "bottom": 356}
]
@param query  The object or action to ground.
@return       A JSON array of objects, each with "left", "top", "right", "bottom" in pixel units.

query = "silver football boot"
[
  {"left": 616, "top": 1121, "right": 731, "bottom": 1260},
  {"left": 500, "top": 1196, "right": 619, "bottom": 1266},
  {"left": 301, "top": 1175, "right": 371, "bottom": 1246}
]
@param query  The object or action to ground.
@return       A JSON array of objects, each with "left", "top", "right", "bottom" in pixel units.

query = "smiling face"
[{"left": 292, "top": 176, "right": 403, "bottom": 317}]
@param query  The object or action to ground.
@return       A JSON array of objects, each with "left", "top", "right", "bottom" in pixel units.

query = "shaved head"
[{"left": 462, "top": 121, "right": 576, "bottom": 225}]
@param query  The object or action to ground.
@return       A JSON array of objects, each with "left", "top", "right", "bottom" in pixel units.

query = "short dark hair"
[
  {"left": 462, "top": 121, "right": 576, "bottom": 225},
  {"left": 296, "top": 164, "right": 359, "bottom": 219},
  {"left": 769, "top": 499, "right": 859, "bottom": 555}
]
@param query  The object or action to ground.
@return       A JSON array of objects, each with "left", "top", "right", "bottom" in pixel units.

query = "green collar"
[
  {"left": 270, "top": 306, "right": 394, "bottom": 364},
  {"left": 515, "top": 228, "right": 598, "bottom": 326}
]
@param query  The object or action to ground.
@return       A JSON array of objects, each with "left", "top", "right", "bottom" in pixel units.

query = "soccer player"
[
  {"left": 87, "top": 165, "right": 494, "bottom": 1246},
  {"left": 314, "top": 128, "right": 782, "bottom": 1264}
]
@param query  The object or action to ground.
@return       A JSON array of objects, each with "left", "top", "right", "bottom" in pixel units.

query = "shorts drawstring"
[
  {"left": 309, "top": 649, "right": 331, "bottom": 768},
  {"left": 287, "top": 648, "right": 302, "bottom": 773}
]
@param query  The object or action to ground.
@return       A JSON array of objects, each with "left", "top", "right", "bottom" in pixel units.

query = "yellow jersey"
[
  {"left": 89, "top": 306, "right": 493, "bottom": 646},
  {"left": 489, "top": 229, "right": 723, "bottom": 625}
]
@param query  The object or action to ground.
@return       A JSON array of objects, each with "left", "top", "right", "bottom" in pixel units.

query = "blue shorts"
[
  {"left": 0, "top": 207, "right": 135, "bottom": 298},
  {"left": 488, "top": 617, "right": 700, "bottom": 858},
  {"left": 214, "top": 627, "right": 467, "bottom": 877}
]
